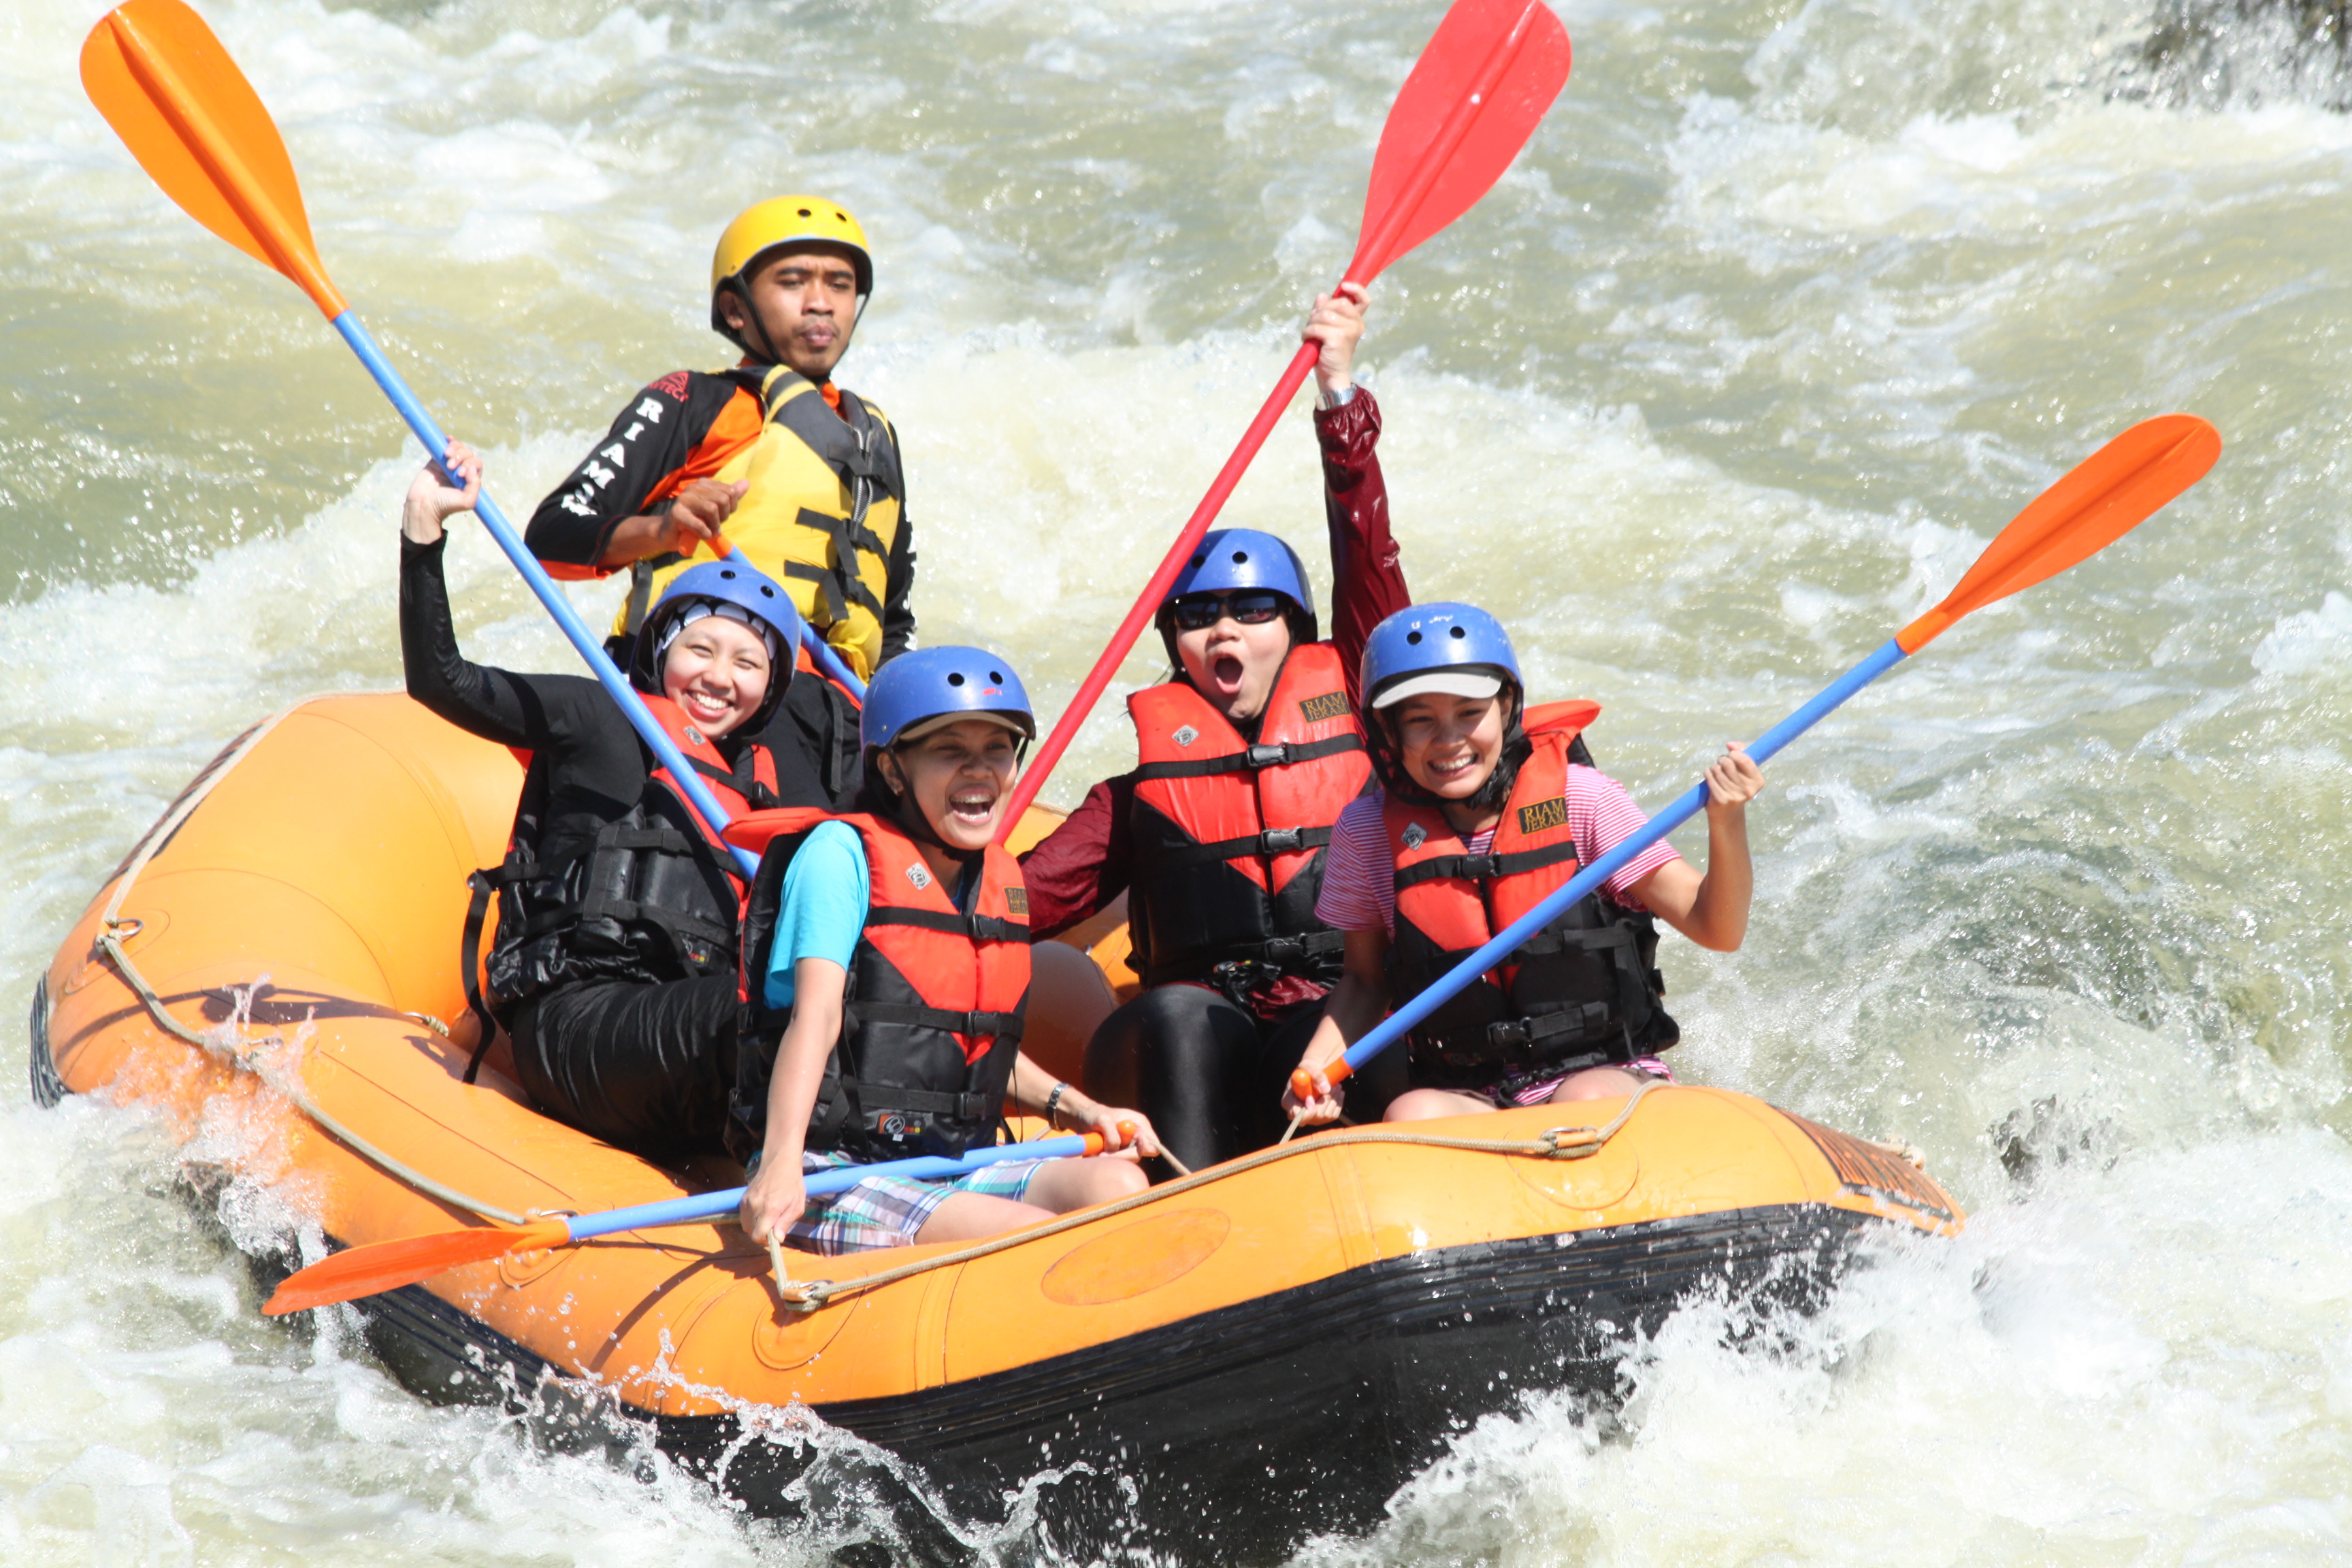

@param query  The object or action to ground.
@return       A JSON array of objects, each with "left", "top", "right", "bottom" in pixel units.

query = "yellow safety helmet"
[{"left": 708, "top": 195, "right": 873, "bottom": 339}]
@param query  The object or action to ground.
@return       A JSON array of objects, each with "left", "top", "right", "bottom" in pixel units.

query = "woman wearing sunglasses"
[{"left": 1018, "top": 284, "right": 1415, "bottom": 1174}]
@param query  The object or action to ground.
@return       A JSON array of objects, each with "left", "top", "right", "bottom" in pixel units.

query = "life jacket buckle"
[
  {"left": 1242, "top": 742, "right": 1290, "bottom": 768},
  {"left": 1258, "top": 826, "right": 1307, "bottom": 854},
  {"left": 1458, "top": 853, "right": 1505, "bottom": 880}
]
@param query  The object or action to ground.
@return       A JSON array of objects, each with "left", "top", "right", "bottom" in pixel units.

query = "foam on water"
[{"left": 5, "top": 0, "right": 2352, "bottom": 1559}]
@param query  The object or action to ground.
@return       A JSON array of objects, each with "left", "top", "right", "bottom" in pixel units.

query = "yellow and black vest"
[{"left": 617, "top": 367, "right": 906, "bottom": 680}]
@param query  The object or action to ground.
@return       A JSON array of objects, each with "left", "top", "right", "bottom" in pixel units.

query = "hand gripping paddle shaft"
[
  {"left": 81, "top": 0, "right": 758, "bottom": 877},
  {"left": 1292, "top": 414, "right": 2223, "bottom": 1104},
  {"left": 998, "top": 0, "right": 1573, "bottom": 835},
  {"left": 263, "top": 1131, "right": 1119, "bottom": 1313}
]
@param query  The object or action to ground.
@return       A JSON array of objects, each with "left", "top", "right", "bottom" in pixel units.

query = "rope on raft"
[
  {"left": 766, "top": 1077, "right": 1663, "bottom": 1313},
  {"left": 94, "top": 702, "right": 529, "bottom": 1228}
]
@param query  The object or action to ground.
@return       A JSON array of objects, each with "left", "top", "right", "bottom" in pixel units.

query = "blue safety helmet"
[
  {"left": 632, "top": 559, "right": 806, "bottom": 730},
  {"left": 1358, "top": 602, "right": 1524, "bottom": 713},
  {"left": 861, "top": 645, "right": 1037, "bottom": 753},
  {"left": 1158, "top": 527, "right": 1319, "bottom": 645}
]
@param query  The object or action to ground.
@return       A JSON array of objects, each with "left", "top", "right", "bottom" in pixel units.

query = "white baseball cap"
[{"left": 1368, "top": 670, "right": 1505, "bottom": 710}]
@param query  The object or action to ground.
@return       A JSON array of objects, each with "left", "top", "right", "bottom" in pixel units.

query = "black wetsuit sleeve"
[
  {"left": 400, "top": 533, "right": 607, "bottom": 749},
  {"left": 522, "top": 374, "right": 738, "bottom": 577}
]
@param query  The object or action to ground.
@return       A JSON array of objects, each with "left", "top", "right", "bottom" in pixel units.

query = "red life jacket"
[
  {"left": 1125, "top": 641, "right": 1370, "bottom": 987},
  {"left": 728, "top": 807, "right": 1030, "bottom": 1162},
  {"left": 460, "top": 693, "right": 779, "bottom": 1078},
  {"left": 1383, "top": 702, "right": 1676, "bottom": 1088}
]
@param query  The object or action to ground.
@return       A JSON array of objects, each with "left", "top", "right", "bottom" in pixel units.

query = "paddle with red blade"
[
  {"left": 263, "top": 1130, "right": 1126, "bottom": 1314},
  {"left": 997, "top": 0, "right": 1573, "bottom": 835},
  {"left": 1290, "top": 414, "right": 2224, "bottom": 1115}
]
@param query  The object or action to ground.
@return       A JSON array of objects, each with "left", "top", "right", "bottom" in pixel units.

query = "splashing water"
[{"left": 5, "top": 0, "right": 2351, "bottom": 1560}]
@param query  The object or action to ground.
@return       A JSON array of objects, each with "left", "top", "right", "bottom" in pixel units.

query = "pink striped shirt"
[{"left": 1314, "top": 768, "right": 1684, "bottom": 937}]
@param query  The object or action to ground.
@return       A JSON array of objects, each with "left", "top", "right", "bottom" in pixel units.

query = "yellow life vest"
[{"left": 614, "top": 367, "right": 905, "bottom": 680}]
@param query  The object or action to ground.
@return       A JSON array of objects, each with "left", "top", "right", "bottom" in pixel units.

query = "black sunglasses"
[{"left": 1169, "top": 590, "right": 1287, "bottom": 632}]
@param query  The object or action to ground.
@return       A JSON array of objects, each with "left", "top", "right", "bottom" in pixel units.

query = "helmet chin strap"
[{"left": 725, "top": 281, "right": 858, "bottom": 377}]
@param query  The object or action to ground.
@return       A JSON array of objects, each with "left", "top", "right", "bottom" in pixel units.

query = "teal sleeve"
[{"left": 762, "top": 821, "right": 870, "bottom": 1009}]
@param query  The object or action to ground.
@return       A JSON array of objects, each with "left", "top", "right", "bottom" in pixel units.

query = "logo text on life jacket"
[
  {"left": 1516, "top": 797, "right": 1569, "bottom": 836},
  {"left": 1172, "top": 725, "right": 1200, "bottom": 748},
  {"left": 1004, "top": 887, "right": 1028, "bottom": 915},
  {"left": 905, "top": 863, "right": 933, "bottom": 890},
  {"left": 1298, "top": 691, "right": 1349, "bottom": 723},
  {"left": 1401, "top": 823, "right": 1427, "bottom": 851}
]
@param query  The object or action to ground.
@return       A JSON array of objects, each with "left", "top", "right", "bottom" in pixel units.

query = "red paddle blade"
[
  {"left": 1897, "top": 415, "right": 2221, "bottom": 653},
  {"left": 82, "top": 0, "right": 346, "bottom": 316},
  {"left": 263, "top": 1220, "right": 568, "bottom": 1315},
  {"left": 1349, "top": 0, "right": 1572, "bottom": 282}
]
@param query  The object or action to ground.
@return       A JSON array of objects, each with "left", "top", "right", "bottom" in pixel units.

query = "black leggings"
[
  {"left": 511, "top": 975, "right": 738, "bottom": 1162},
  {"left": 1083, "top": 983, "right": 1407, "bottom": 1175}
]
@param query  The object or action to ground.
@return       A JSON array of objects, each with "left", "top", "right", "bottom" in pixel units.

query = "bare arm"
[
  {"left": 1280, "top": 926, "right": 1390, "bottom": 1125},
  {"left": 1007, "top": 1054, "right": 1160, "bottom": 1158},
  {"left": 738, "top": 957, "right": 845, "bottom": 1244},
  {"left": 1626, "top": 744, "right": 1764, "bottom": 953}
]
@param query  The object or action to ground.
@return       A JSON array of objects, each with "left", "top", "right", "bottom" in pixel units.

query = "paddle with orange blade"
[
  {"left": 264, "top": 1128, "right": 1127, "bottom": 1313},
  {"left": 1289, "top": 414, "right": 2223, "bottom": 1114},
  {"left": 998, "top": 0, "right": 1573, "bottom": 835},
  {"left": 80, "top": 0, "right": 760, "bottom": 877}
]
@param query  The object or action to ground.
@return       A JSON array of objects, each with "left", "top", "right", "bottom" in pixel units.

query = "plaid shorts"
[{"left": 785, "top": 1153, "right": 1049, "bottom": 1256}]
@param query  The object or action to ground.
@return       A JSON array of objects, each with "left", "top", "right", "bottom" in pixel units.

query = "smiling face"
[
  {"left": 877, "top": 718, "right": 1022, "bottom": 851},
  {"left": 719, "top": 244, "right": 861, "bottom": 378},
  {"left": 1388, "top": 690, "right": 1515, "bottom": 803},
  {"left": 659, "top": 616, "right": 772, "bottom": 738},
  {"left": 1173, "top": 605, "right": 1294, "bottom": 723}
]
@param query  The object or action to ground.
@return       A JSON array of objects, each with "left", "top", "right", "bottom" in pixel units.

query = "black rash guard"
[{"left": 399, "top": 533, "right": 840, "bottom": 857}]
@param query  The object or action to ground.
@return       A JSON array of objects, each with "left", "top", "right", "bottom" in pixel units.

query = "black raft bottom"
[
  {"left": 698, "top": 1202, "right": 1872, "bottom": 1562},
  {"left": 316, "top": 1204, "right": 1874, "bottom": 1565}
]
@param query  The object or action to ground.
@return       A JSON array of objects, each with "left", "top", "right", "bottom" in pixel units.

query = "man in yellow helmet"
[{"left": 524, "top": 197, "right": 913, "bottom": 798}]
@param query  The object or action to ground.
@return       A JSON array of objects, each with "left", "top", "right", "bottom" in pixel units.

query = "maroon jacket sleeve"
[
  {"left": 1316, "top": 388, "right": 1409, "bottom": 706},
  {"left": 1018, "top": 774, "right": 1137, "bottom": 940}
]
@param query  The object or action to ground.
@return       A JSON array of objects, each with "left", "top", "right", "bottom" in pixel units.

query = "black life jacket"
[
  {"left": 1383, "top": 702, "right": 1678, "bottom": 1090},
  {"left": 1124, "top": 641, "right": 1370, "bottom": 988},
  {"left": 728, "top": 808, "right": 1029, "bottom": 1164},
  {"left": 459, "top": 693, "right": 779, "bottom": 1076}
]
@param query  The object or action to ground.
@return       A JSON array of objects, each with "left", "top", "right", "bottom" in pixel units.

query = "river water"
[{"left": 5, "top": 0, "right": 2352, "bottom": 1560}]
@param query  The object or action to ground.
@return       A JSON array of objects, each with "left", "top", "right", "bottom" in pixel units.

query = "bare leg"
[
  {"left": 913, "top": 1192, "right": 1054, "bottom": 1245},
  {"left": 909, "top": 1158, "right": 1150, "bottom": 1246},
  {"left": 1540, "top": 1066, "right": 1653, "bottom": 1103},
  {"left": 1024, "top": 1155, "right": 1149, "bottom": 1212},
  {"left": 1383, "top": 1087, "right": 1496, "bottom": 1122}
]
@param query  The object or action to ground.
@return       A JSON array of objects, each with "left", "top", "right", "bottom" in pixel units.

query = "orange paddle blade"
[
  {"left": 1898, "top": 414, "right": 2221, "bottom": 653},
  {"left": 263, "top": 1219, "right": 569, "bottom": 1315},
  {"left": 81, "top": 0, "right": 346, "bottom": 318}
]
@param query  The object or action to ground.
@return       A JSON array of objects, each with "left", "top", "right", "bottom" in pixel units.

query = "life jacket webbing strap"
[
  {"left": 459, "top": 870, "right": 499, "bottom": 1083},
  {"left": 838, "top": 1079, "right": 995, "bottom": 1122},
  {"left": 1142, "top": 926, "right": 1344, "bottom": 981},
  {"left": 1416, "top": 1000, "right": 1621, "bottom": 1060},
  {"left": 782, "top": 559, "right": 851, "bottom": 625},
  {"left": 1149, "top": 823, "right": 1333, "bottom": 865},
  {"left": 1132, "top": 732, "right": 1365, "bottom": 781},
  {"left": 864, "top": 906, "right": 1030, "bottom": 944},
  {"left": 1392, "top": 836, "right": 1582, "bottom": 891},
  {"left": 845, "top": 1001, "right": 1025, "bottom": 1045}
]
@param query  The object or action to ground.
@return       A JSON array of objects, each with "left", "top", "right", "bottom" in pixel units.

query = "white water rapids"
[{"left": 3, "top": 0, "right": 2351, "bottom": 1561}]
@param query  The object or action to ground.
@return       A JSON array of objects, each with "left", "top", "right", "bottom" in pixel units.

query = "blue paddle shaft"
[
  {"left": 798, "top": 624, "right": 868, "bottom": 701},
  {"left": 557, "top": 1133, "right": 1098, "bottom": 1242},
  {"left": 329, "top": 312, "right": 760, "bottom": 879},
  {"left": 1338, "top": 636, "right": 1911, "bottom": 1075}
]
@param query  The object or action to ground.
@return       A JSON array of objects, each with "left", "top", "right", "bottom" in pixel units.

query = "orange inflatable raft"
[{"left": 32, "top": 693, "right": 1961, "bottom": 1558}]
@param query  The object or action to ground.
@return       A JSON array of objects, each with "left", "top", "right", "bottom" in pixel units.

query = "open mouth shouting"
[{"left": 946, "top": 782, "right": 1000, "bottom": 828}]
